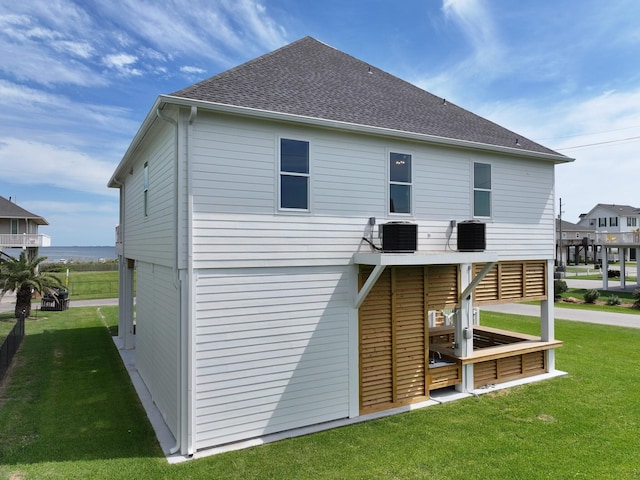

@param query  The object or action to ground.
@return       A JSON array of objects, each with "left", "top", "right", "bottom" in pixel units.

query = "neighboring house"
[
  {"left": 0, "top": 196, "right": 50, "bottom": 260},
  {"left": 576, "top": 203, "right": 640, "bottom": 288},
  {"left": 109, "top": 37, "right": 572, "bottom": 457},
  {"left": 577, "top": 203, "right": 640, "bottom": 261},
  {"left": 555, "top": 219, "right": 596, "bottom": 265}
]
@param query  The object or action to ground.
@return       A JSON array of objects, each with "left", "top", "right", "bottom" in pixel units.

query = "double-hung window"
[
  {"left": 628, "top": 217, "right": 637, "bottom": 227},
  {"left": 143, "top": 162, "right": 149, "bottom": 216},
  {"left": 473, "top": 162, "right": 491, "bottom": 217},
  {"left": 598, "top": 217, "right": 606, "bottom": 227},
  {"left": 609, "top": 217, "right": 618, "bottom": 227},
  {"left": 389, "top": 152, "right": 412, "bottom": 214},
  {"left": 280, "top": 138, "right": 309, "bottom": 210}
]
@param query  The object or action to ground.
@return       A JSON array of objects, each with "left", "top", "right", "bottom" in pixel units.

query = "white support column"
[
  {"left": 456, "top": 263, "right": 474, "bottom": 393},
  {"left": 620, "top": 248, "right": 627, "bottom": 289},
  {"left": 122, "top": 258, "right": 135, "bottom": 349},
  {"left": 602, "top": 247, "right": 609, "bottom": 290},
  {"left": 541, "top": 259, "right": 555, "bottom": 372}
]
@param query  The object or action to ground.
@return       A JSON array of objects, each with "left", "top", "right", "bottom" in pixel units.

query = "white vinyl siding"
[
  {"left": 123, "top": 120, "right": 176, "bottom": 267},
  {"left": 194, "top": 266, "right": 352, "bottom": 448},
  {"left": 135, "top": 262, "right": 179, "bottom": 437}
]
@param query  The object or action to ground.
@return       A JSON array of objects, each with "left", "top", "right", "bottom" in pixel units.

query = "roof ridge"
[{"left": 169, "top": 36, "right": 567, "bottom": 159}]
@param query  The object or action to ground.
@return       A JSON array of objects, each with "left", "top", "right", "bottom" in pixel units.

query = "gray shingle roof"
[
  {"left": 594, "top": 204, "right": 640, "bottom": 216},
  {"left": 0, "top": 196, "right": 48, "bottom": 225},
  {"left": 171, "top": 36, "right": 565, "bottom": 158}
]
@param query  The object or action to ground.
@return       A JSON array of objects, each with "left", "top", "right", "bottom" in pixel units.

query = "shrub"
[
  {"left": 606, "top": 295, "right": 621, "bottom": 306},
  {"left": 583, "top": 289, "right": 600, "bottom": 304},
  {"left": 632, "top": 288, "right": 640, "bottom": 309},
  {"left": 554, "top": 280, "right": 568, "bottom": 300}
]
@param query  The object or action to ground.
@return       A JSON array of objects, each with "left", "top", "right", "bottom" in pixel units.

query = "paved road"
[
  {"left": 2, "top": 279, "right": 638, "bottom": 328},
  {"left": 0, "top": 295, "right": 118, "bottom": 313},
  {"left": 481, "top": 278, "right": 640, "bottom": 329}
]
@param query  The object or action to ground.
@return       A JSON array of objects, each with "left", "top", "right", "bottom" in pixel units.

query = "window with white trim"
[
  {"left": 280, "top": 138, "right": 309, "bottom": 210},
  {"left": 389, "top": 152, "right": 412, "bottom": 214},
  {"left": 143, "top": 162, "right": 149, "bottom": 216},
  {"left": 473, "top": 162, "right": 491, "bottom": 217},
  {"left": 609, "top": 217, "right": 618, "bottom": 227},
  {"left": 628, "top": 217, "right": 637, "bottom": 227},
  {"left": 598, "top": 217, "right": 606, "bottom": 227}
]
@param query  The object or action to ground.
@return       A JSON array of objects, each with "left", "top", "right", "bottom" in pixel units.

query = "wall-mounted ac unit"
[
  {"left": 381, "top": 222, "right": 417, "bottom": 252},
  {"left": 457, "top": 220, "right": 486, "bottom": 252}
]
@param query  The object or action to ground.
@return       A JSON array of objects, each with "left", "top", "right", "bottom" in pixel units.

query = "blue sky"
[{"left": 1, "top": 0, "right": 639, "bottom": 245}]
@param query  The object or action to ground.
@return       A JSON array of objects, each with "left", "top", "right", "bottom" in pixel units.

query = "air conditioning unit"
[
  {"left": 381, "top": 222, "right": 417, "bottom": 252},
  {"left": 457, "top": 220, "right": 486, "bottom": 252}
]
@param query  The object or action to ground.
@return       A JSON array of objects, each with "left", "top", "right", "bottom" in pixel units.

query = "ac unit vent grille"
[
  {"left": 381, "top": 222, "right": 417, "bottom": 252},
  {"left": 457, "top": 221, "right": 486, "bottom": 252}
]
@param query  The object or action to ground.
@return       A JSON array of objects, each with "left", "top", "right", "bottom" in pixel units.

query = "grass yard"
[
  {"left": 51, "top": 270, "right": 124, "bottom": 300},
  {"left": 0, "top": 314, "right": 16, "bottom": 338},
  {"left": 556, "top": 288, "right": 640, "bottom": 314},
  {"left": 1, "top": 308, "right": 639, "bottom": 479}
]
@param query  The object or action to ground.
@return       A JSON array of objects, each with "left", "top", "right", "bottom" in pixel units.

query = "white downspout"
[{"left": 186, "top": 105, "right": 197, "bottom": 456}]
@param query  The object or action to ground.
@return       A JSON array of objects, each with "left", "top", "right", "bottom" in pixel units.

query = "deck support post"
[
  {"left": 120, "top": 257, "right": 136, "bottom": 349},
  {"left": 602, "top": 247, "right": 609, "bottom": 290},
  {"left": 541, "top": 259, "right": 555, "bottom": 372},
  {"left": 456, "top": 263, "right": 474, "bottom": 393},
  {"left": 620, "top": 248, "right": 627, "bottom": 289}
]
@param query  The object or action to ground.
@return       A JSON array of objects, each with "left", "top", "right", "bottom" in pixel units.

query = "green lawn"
[
  {"left": 0, "top": 315, "right": 16, "bottom": 338},
  {"left": 1, "top": 307, "right": 639, "bottom": 479},
  {"left": 51, "top": 270, "right": 124, "bottom": 300}
]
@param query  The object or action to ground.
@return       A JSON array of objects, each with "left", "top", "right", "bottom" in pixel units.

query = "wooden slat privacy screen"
[
  {"left": 472, "top": 261, "right": 547, "bottom": 305},
  {"left": 359, "top": 265, "right": 458, "bottom": 413}
]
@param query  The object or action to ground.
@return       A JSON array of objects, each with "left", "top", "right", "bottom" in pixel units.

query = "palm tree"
[{"left": 0, "top": 252, "right": 63, "bottom": 318}]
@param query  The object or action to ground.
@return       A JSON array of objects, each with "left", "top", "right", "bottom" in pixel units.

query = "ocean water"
[{"left": 3, "top": 246, "right": 117, "bottom": 263}]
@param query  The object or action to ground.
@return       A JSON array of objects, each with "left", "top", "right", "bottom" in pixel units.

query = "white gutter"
[{"left": 187, "top": 105, "right": 197, "bottom": 456}]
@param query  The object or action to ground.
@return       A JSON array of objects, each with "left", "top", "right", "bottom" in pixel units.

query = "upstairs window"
[
  {"left": 628, "top": 217, "right": 637, "bottom": 227},
  {"left": 143, "top": 162, "right": 149, "bottom": 216},
  {"left": 389, "top": 152, "right": 412, "bottom": 214},
  {"left": 11, "top": 219, "right": 18, "bottom": 234},
  {"left": 473, "top": 162, "right": 491, "bottom": 217},
  {"left": 280, "top": 138, "right": 309, "bottom": 210},
  {"left": 609, "top": 217, "right": 618, "bottom": 227}
]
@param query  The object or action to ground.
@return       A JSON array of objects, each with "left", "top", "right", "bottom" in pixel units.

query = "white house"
[
  {"left": 0, "top": 195, "right": 51, "bottom": 260},
  {"left": 577, "top": 203, "right": 640, "bottom": 288},
  {"left": 109, "top": 37, "right": 572, "bottom": 457}
]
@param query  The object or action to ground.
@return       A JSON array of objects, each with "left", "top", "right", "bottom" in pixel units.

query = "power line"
[
  {"left": 555, "top": 135, "right": 640, "bottom": 151},
  {"left": 536, "top": 124, "right": 640, "bottom": 141}
]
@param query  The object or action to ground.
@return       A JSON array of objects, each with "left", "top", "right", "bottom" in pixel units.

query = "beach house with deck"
[
  {"left": 0, "top": 196, "right": 50, "bottom": 261},
  {"left": 109, "top": 37, "right": 572, "bottom": 456}
]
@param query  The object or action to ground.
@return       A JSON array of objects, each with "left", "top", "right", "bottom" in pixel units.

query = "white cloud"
[
  {"left": 180, "top": 65, "right": 206, "bottom": 75},
  {"left": 0, "top": 138, "right": 117, "bottom": 196},
  {"left": 103, "top": 53, "right": 142, "bottom": 77},
  {"left": 475, "top": 87, "right": 640, "bottom": 222}
]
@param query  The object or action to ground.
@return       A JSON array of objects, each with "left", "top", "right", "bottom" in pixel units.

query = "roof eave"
[
  {"left": 108, "top": 97, "right": 164, "bottom": 188},
  {"left": 160, "top": 95, "right": 574, "bottom": 164}
]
